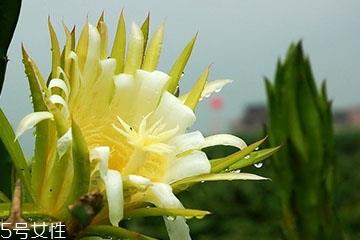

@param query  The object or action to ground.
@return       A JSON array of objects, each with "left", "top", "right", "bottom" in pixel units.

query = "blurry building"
[{"left": 234, "top": 104, "right": 360, "bottom": 133}]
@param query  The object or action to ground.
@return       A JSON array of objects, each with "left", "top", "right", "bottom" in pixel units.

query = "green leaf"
[
  {"left": 0, "top": 191, "right": 10, "bottom": 202},
  {"left": 167, "top": 34, "right": 197, "bottom": 94},
  {"left": 111, "top": 10, "right": 126, "bottom": 73},
  {"left": 0, "top": 0, "right": 22, "bottom": 94},
  {"left": 126, "top": 207, "right": 211, "bottom": 219},
  {"left": 210, "top": 137, "right": 267, "bottom": 173},
  {"left": 0, "top": 109, "right": 34, "bottom": 202},
  {"left": 80, "top": 225, "right": 158, "bottom": 240},
  {"left": 172, "top": 173, "right": 268, "bottom": 192},
  {"left": 228, "top": 146, "right": 280, "bottom": 170},
  {"left": 0, "top": 139, "right": 12, "bottom": 198},
  {"left": 184, "top": 67, "right": 209, "bottom": 110}
]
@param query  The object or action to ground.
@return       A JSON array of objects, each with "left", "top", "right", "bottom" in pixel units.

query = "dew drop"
[
  {"left": 225, "top": 168, "right": 229, "bottom": 172},
  {"left": 166, "top": 216, "right": 176, "bottom": 221},
  {"left": 245, "top": 155, "right": 250, "bottom": 159},
  {"left": 231, "top": 169, "right": 241, "bottom": 173},
  {"left": 254, "top": 162, "right": 263, "bottom": 168},
  {"left": 181, "top": 72, "right": 185, "bottom": 78},
  {"left": 204, "top": 93, "right": 211, "bottom": 98},
  {"left": 214, "top": 88, "right": 222, "bottom": 93},
  {"left": 201, "top": 180, "right": 205, "bottom": 183},
  {"left": 255, "top": 147, "right": 259, "bottom": 151}
]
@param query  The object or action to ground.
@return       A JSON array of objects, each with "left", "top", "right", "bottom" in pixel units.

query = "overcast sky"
[{"left": 1, "top": 0, "right": 359, "bottom": 155}]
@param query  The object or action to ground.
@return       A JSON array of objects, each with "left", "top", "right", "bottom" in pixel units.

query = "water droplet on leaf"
[{"left": 254, "top": 162, "right": 263, "bottom": 168}]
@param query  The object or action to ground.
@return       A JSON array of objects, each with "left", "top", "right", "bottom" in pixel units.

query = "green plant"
[{"left": 265, "top": 42, "right": 343, "bottom": 239}]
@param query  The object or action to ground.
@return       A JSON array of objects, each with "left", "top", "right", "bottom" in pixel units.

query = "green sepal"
[
  {"left": 210, "top": 137, "right": 267, "bottom": 173},
  {"left": 111, "top": 10, "right": 126, "bottom": 74},
  {"left": 228, "top": 146, "right": 280, "bottom": 170},
  {"left": 0, "top": 109, "right": 34, "bottom": 202},
  {"left": 167, "top": 34, "right": 197, "bottom": 94},
  {"left": 140, "top": 13, "right": 150, "bottom": 53},
  {"left": 126, "top": 207, "right": 210, "bottom": 219},
  {"left": 184, "top": 66, "right": 209, "bottom": 110},
  {"left": 172, "top": 172, "right": 268, "bottom": 193},
  {"left": 142, "top": 22, "right": 165, "bottom": 71},
  {"left": 65, "top": 120, "right": 90, "bottom": 208},
  {"left": 48, "top": 17, "right": 61, "bottom": 79}
]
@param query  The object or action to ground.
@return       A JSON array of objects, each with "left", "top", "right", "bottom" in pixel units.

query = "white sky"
[{"left": 1, "top": 0, "right": 359, "bottom": 155}]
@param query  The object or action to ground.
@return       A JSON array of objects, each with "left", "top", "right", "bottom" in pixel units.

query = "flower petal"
[
  {"left": 111, "top": 73, "right": 135, "bottom": 119},
  {"left": 131, "top": 70, "right": 169, "bottom": 125},
  {"left": 203, "top": 134, "right": 247, "bottom": 150},
  {"left": 166, "top": 150, "right": 210, "bottom": 184},
  {"left": 48, "top": 78, "right": 69, "bottom": 99},
  {"left": 49, "top": 94, "right": 69, "bottom": 117},
  {"left": 179, "top": 79, "right": 232, "bottom": 102},
  {"left": 150, "top": 91, "right": 195, "bottom": 134},
  {"left": 90, "top": 146, "right": 110, "bottom": 176},
  {"left": 169, "top": 131, "right": 205, "bottom": 155},
  {"left": 57, "top": 128, "right": 72, "bottom": 159},
  {"left": 15, "top": 112, "right": 54, "bottom": 139},
  {"left": 144, "top": 183, "right": 191, "bottom": 240},
  {"left": 90, "top": 146, "right": 124, "bottom": 226},
  {"left": 103, "top": 169, "right": 124, "bottom": 226}
]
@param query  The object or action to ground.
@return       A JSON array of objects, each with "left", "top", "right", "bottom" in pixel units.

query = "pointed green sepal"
[
  {"left": 184, "top": 66, "right": 209, "bottom": 110},
  {"left": 111, "top": 10, "right": 126, "bottom": 73},
  {"left": 142, "top": 22, "right": 165, "bottom": 71},
  {"left": 167, "top": 34, "right": 197, "bottom": 93}
]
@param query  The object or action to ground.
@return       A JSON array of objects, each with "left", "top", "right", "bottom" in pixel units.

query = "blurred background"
[{"left": 0, "top": 0, "right": 359, "bottom": 239}]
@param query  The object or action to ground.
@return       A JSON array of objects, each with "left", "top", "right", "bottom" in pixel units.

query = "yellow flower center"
[{"left": 75, "top": 112, "right": 177, "bottom": 182}]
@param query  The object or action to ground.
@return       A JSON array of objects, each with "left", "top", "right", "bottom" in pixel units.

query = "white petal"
[
  {"left": 90, "top": 146, "right": 110, "bottom": 176},
  {"left": 127, "top": 175, "right": 151, "bottom": 186},
  {"left": 90, "top": 58, "right": 116, "bottom": 114},
  {"left": 169, "top": 131, "right": 205, "bottom": 155},
  {"left": 150, "top": 92, "right": 195, "bottom": 134},
  {"left": 15, "top": 112, "right": 54, "bottom": 140},
  {"left": 144, "top": 183, "right": 191, "bottom": 240},
  {"left": 111, "top": 73, "right": 136, "bottom": 119},
  {"left": 49, "top": 94, "right": 69, "bottom": 117},
  {"left": 166, "top": 150, "right": 211, "bottom": 184},
  {"left": 203, "top": 134, "right": 247, "bottom": 150},
  {"left": 131, "top": 70, "right": 169, "bottom": 125},
  {"left": 103, "top": 170, "right": 123, "bottom": 226},
  {"left": 48, "top": 78, "right": 69, "bottom": 99},
  {"left": 164, "top": 217, "right": 191, "bottom": 240},
  {"left": 89, "top": 146, "right": 123, "bottom": 225},
  {"left": 57, "top": 128, "right": 72, "bottom": 159},
  {"left": 179, "top": 79, "right": 232, "bottom": 102}
]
